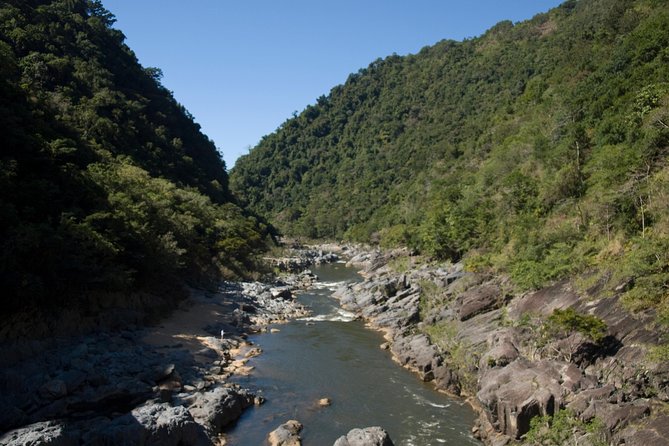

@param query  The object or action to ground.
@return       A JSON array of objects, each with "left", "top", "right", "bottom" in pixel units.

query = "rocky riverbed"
[
  {"left": 333, "top": 246, "right": 669, "bottom": 446},
  {"left": 0, "top": 249, "right": 334, "bottom": 446}
]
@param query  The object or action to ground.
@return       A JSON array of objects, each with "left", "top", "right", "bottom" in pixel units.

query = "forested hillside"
[
  {"left": 0, "top": 0, "right": 271, "bottom": 315},
  {"left": 231, "top": 0, "right": 669, "bottom": 325}
]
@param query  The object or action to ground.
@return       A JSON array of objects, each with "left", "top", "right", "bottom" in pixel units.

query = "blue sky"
[{"left": 103, "top": 1, "right": 564, "bottom": 169}]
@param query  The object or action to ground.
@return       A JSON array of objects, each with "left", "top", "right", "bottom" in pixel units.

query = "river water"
[{"left": 226, "top": 262, "right": 480, "bottom": 445}]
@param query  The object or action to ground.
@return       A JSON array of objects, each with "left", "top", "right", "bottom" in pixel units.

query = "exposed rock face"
[
  {"left": 87, "top": 403, "right": 213, "bottom": 446},
  {"left": 333, "top": 426, "right": 394, "bottom": 446},
  {"left": 477, "top": 359, "right": 584, "bottom": 439},
  {"left": 185, "top": 386, "right": 255, "bottom": 433},
  {"left": 0, "top": 421, "right": 77, "bottom": 446},
  {"left": 456, "top": 283, "right": 504, "bottom": 321},
  {"left": 268, "top": 420, "right": 303, "bottom": 446},
  {"left": 333, "top": 246, "right": 669, "bottom": 446}
]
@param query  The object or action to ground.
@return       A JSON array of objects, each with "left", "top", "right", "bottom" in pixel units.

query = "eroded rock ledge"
[{"left": 333, "top": 246, "right": 669, "bottom": 446}]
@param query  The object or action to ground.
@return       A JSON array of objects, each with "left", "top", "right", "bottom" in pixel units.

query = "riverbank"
[
  {"left": 328, "top": 245, "right": 669, "bottom": 446},
  {"left": 0, "top": 249, "right": 334, "bottom": 445}
]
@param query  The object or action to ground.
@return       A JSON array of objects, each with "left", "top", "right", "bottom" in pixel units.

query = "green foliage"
[
  {"left": 523, "top": 409, "right": 607, "bottom": 446},
  {"left": 545, "top": 308, "right": 607, "bottom": 343},
  {"left": 424, "top": 320, "right": 480, "bottom": 394},
  {"left": 0, "top": 0, "right": 270, "bottom": 313},
  {"left": 231, "top": 0, "right": 669, "bottom": 320}
]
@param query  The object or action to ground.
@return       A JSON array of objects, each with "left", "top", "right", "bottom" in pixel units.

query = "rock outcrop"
[
  {"left": 333, "top": 247, "right": 669, "bottom": 446},
  {"left": 268, "top": 420, "right": 303, "bottom": 446},
  {"left": 333, "top": 426, "right": 394, "bottom": 446},
  {"left": 0, "top": 265, "right": 316, "bottom": 446}
]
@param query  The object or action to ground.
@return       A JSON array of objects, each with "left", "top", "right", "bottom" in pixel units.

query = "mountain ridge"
[{"left": 231, "top": 0, "right": 669, "bottom": 328}]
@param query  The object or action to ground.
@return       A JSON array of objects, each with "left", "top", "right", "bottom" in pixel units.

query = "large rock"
[
  {"left": 477, "top": 359, "right": 584, "bottom": 439},
  {"left": 390, "top": 334, "right": 441, "bottom": 382},
  {"left": 333, "top": 427, "right": 394, "bottom": 446},
  {"left": 0, "top": 421, "right": 77, "bottom": 446},
  {"left": 456, "top": 283, "right": 503, "bottom": 321},
  {"left": 618, "top": 413, "right": 669, "bottom": 446},
  {"left": 268, "top": 420, "right": 302, "bottom": 446},
  {"left": 87, "top": 402, "right": 212, "bottom": 446},
  {"left": 187, "top": 386, "right": 254, "bottom": 433},
  {"left": 479, "top": 330, "right": 519, "bottom": 371}
]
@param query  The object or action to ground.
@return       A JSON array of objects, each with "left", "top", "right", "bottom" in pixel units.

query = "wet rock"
[
  {"left": 318, "top": 397, "right": 331, "bottom": 407},
  {"left": 333, "top": 426, "right": 394, "bottom": 446},
  {"left": 268, "top": 419, "right": 302, "bottom": 446}
]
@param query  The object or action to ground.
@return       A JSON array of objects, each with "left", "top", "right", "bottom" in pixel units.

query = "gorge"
[{"left": 2, "top": 0, "right": 669, "bottom": 445}]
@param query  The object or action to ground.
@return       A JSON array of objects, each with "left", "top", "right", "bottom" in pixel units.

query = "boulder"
[
  {"left": 390, "top": 334, "right": 440, "bottom": 381},
  {"left": 87, "top": 402, "right": 212, "bottom": 446},
  {"left": 268, "top": 420, "right": 302, "bottom": 446},
  {"left": 618, "top": 414, "right": 669, "bottom": 446},
  {"left": 187, "top": 386, "right": 254, "bottom": 433},
  {"left": 480, "top": 340, "right": 519, "bottom": 370},
  {"left": 477, "top": 359, "right": 583, "bottom": 439},
  {"left": 333, "top": 427, "right": 394, "bottom": 446},
  {"left": 0, "top": 421, "right": 77, "bottom": 446}
]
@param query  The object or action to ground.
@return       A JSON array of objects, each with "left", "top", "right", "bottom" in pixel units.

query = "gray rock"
[
  {"left": 333, "top": 427, "right": 394, "bottom": 446},
  {"left": 0, "top": 421, "right": 77, "bottom": 446},
  {"left": 390, "top": 334, "right": 440, "bottom": 381},
  {"left": 268, "top": 419, "right": 302, "bottom": 446},
  {"left": 88, "top": 402, "right": 212, "bottom": 446},
  {"left": 187, "top": 386, "right": 254, "bottom": 433},
  {"left": 581, "top": 400, "right": 651, "bottom": 431},
  {"left": 477, "top": 359, "right": 583, "bottom": 439},
  {"left": 480, "top": 332, "right": 519, "bottom": 370},
  {"left": 456, "top": 283, "right": 503, "bottom": 321},
  {"left": 618, "top": 413, "right": 669, "bottom": 446}
]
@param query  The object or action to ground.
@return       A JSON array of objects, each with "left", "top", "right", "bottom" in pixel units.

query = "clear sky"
[{"left": 103, "top": 0, "right": 564, "bottom": 169}]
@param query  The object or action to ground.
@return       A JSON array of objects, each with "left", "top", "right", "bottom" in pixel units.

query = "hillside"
[
  {"left": 231, "top": 0, "right": 669, "bottom": 329},
  {"left": 0, "top": 0, "right": 271, "bottom": 320}
]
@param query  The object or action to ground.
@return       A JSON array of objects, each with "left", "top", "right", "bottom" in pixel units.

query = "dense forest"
[
  {"left": 231, "top": 0, "right": 669, "bottom": 328},
  {"left": 0, "top": 0, "right": 271, "bottom": 315}
]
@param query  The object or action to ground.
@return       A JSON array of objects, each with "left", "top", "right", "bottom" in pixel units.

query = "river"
[{"left": 226, "top": 262, "right": 480, "bottom": 445}]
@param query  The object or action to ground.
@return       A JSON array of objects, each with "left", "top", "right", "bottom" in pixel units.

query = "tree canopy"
[
  {"left": 0, "top": 0, "right": 272, "bottom": 313},
  {"left": 231, "top": 0, "right": 669, "bottom": 319}
]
